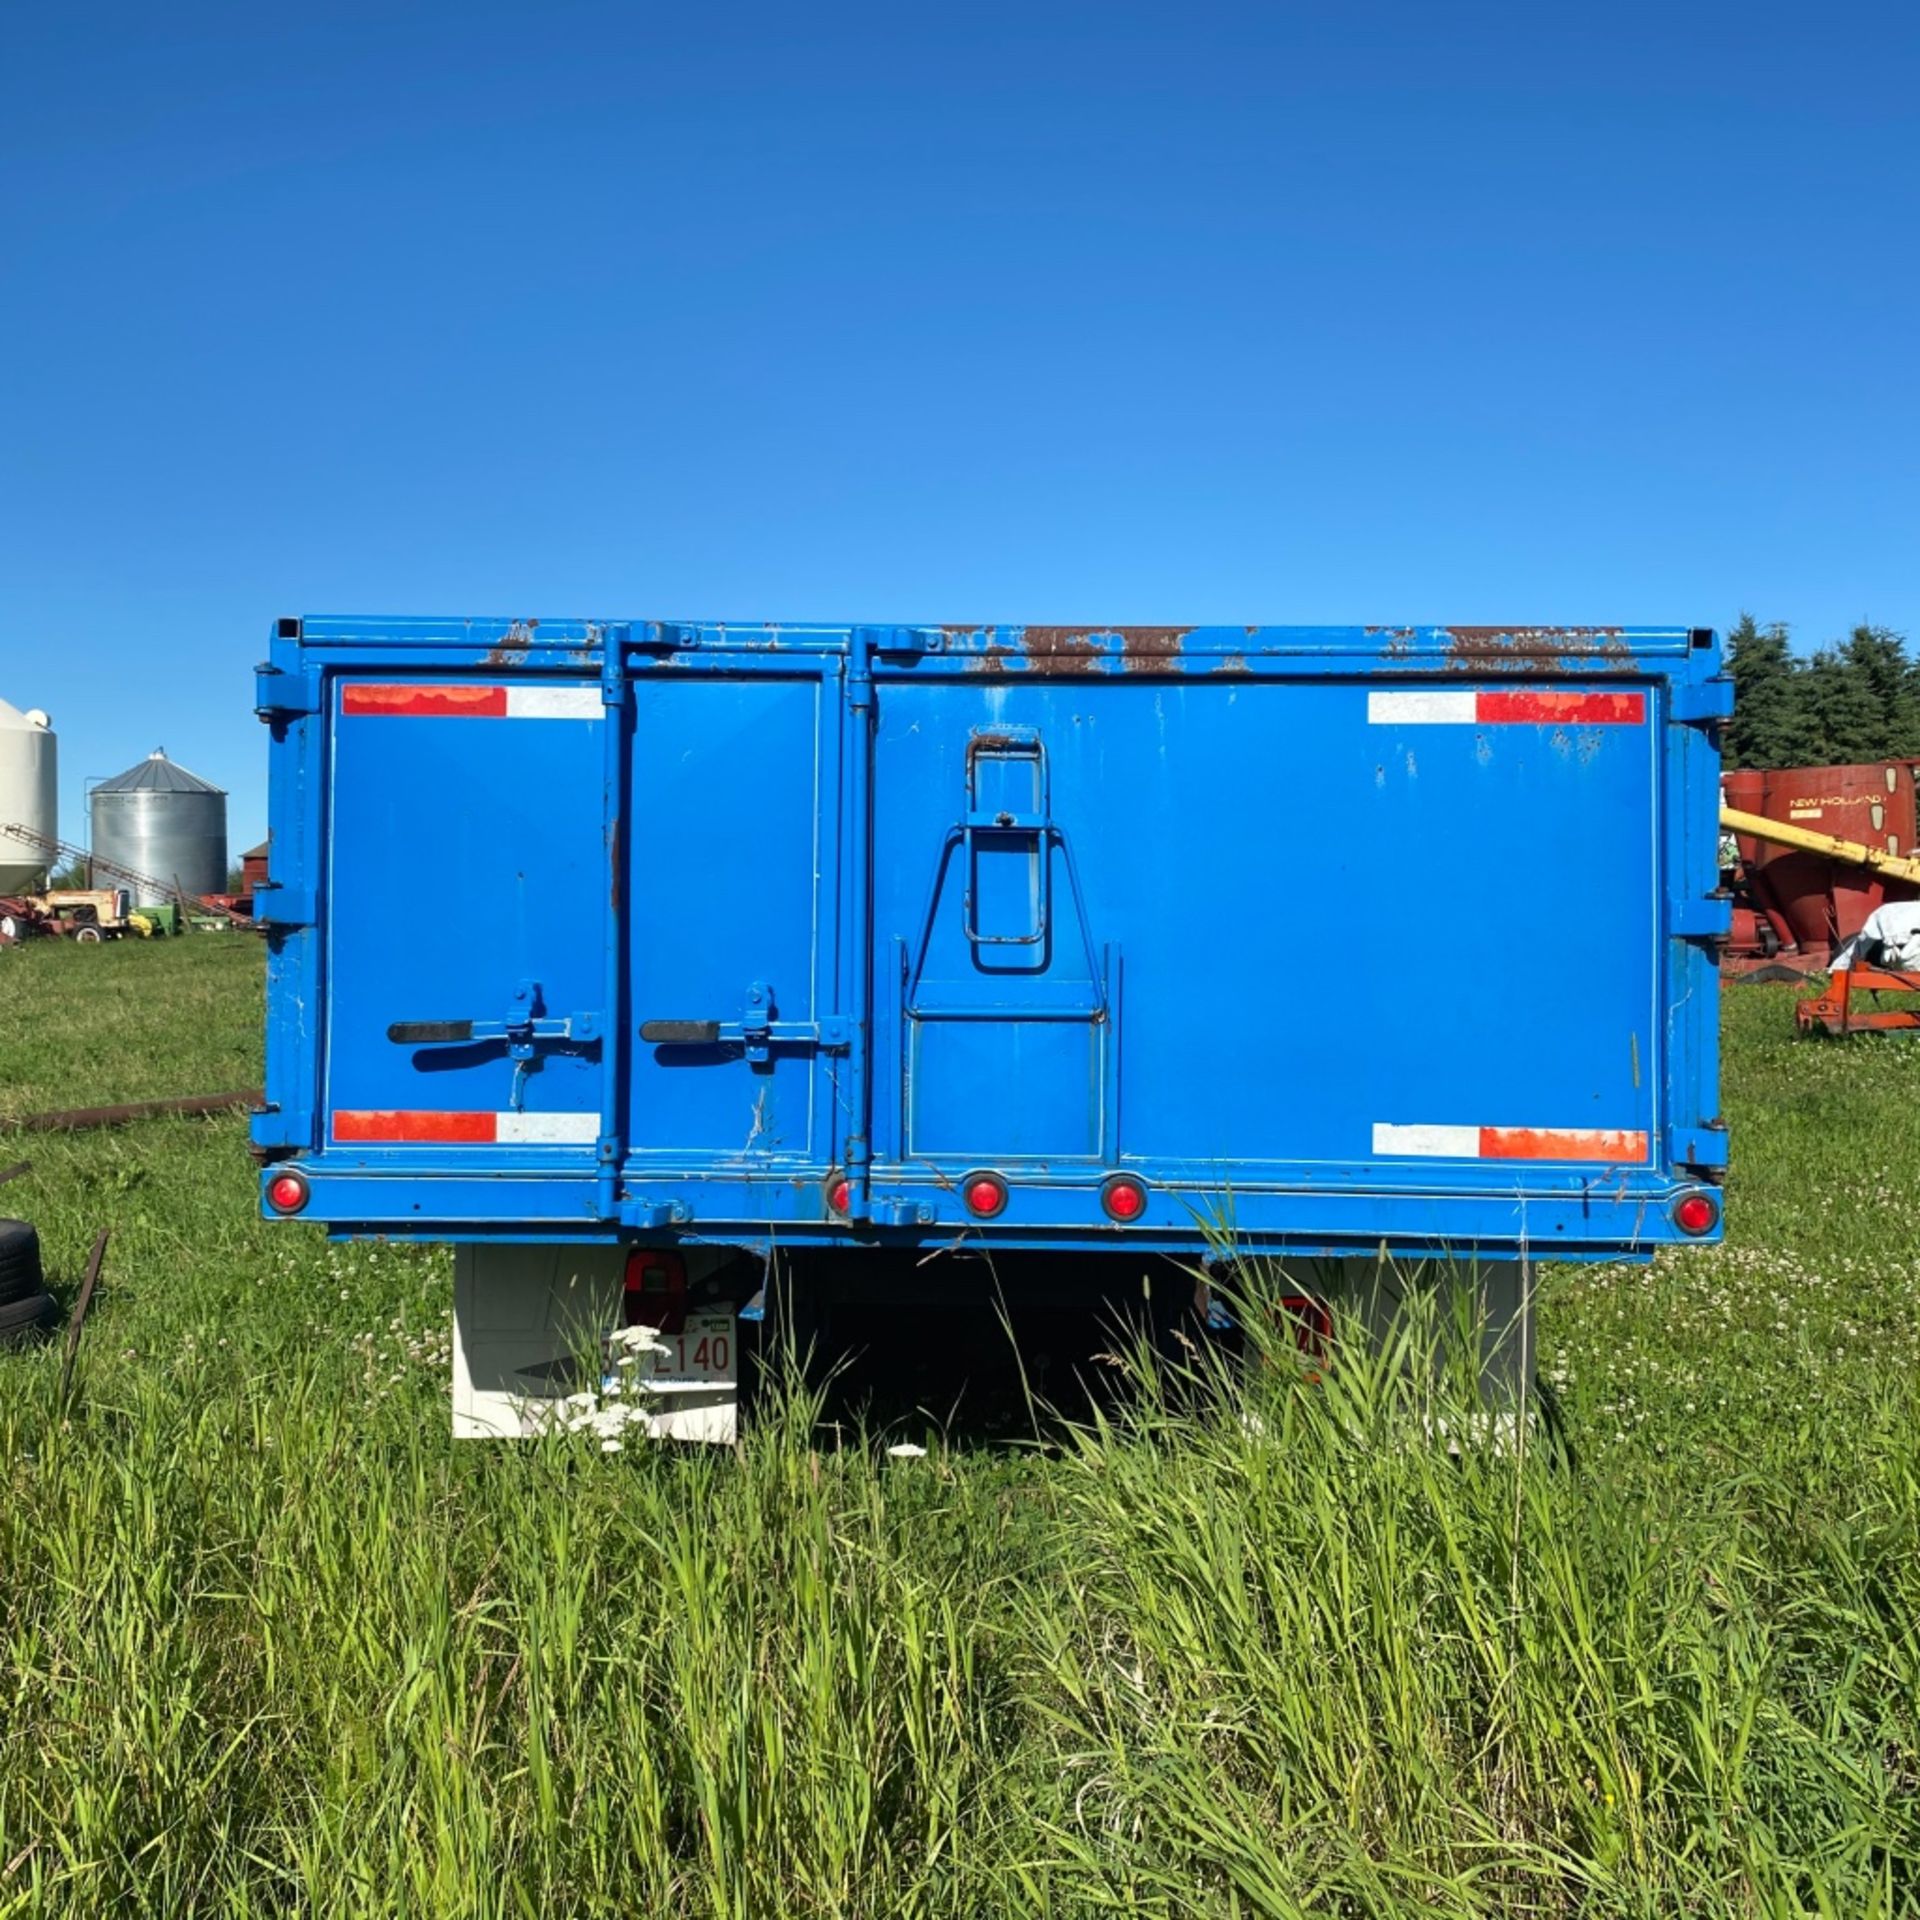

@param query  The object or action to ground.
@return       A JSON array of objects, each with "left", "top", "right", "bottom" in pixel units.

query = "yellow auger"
[{"left": 1719, "top": 806, "right": 1920, "bottom": 887}]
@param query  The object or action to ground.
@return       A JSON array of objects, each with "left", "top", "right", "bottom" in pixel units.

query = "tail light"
[
  {"left": 1673, "top": 1190, "right": 1719, "bottom": 1236},
  {"left": 1099, "top": 1174, "right": 1148, "bottom": 1222},
  {"left": 962, "top": 1171, "right": 1009, "bottom": 1218},
  {"left": 623, "top": 1247, "right": 689, "bottom": 1334},
  {"left": 265, "top": 1170, "right": 310, "bottom": 1215},
  {"left": 825, "top": 1173, "right": 852, "bottom": 1217},
  {"left": 1277, "top": 1294, "right": 1333, "bottom": 1361}
]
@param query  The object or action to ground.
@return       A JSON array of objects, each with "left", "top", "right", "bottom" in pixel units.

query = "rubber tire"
[
  {"left": 71, "top": 925, "right": 103, "bottom": 944},
  {"left": 0, "top": 1290, "right": 59, "bottom": 1347},
  {"left": 0, "top": 1220, "right": 44, "bottom": 1307}
]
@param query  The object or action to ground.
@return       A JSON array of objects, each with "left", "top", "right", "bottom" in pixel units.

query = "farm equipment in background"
[
  {"left": 1717, "top": 793, "right": 1920, "bottom": 1035},
  {"left": 0, "top": 820, "right": 254, "bottom": 941},
  {"left": 0, "top": 887, "right": 155, "bottom": 943},
  {"left": 1721, "top": 760, "right": 1918, "bottom": 974},
  {"left": 1794, "top": 956, "right": 1920, "bottom": 1036}
]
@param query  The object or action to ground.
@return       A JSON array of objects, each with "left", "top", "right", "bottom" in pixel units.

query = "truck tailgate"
[{"left": 255, "top": 620, "right": 1727, "bottom": 1257}]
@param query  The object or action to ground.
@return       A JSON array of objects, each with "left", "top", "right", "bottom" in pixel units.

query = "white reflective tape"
[
  {"left": 495, "top": 1111, "right": 601, "bottom": 1144},
  {"left": 1367, "top": 691, "right": 1476, "bottom": 725},
  {"left": 1373, "top": 1123, "right": 1480, "bottom": 1158},
  {"left": 504, "top": 686, "right": 602, "bottom": 720}
]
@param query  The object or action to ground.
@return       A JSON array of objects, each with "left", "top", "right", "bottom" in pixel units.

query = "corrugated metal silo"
[
  {"left": 0, "top": 698, "right": 57, "bottom": 893},
  {"left": 90, "top": 750, "right": 228, "bottom": 906}
]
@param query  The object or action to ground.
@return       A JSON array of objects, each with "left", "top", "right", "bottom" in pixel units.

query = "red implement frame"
[{"left": 1796, "top": 967, "right": 1920, "bottom": 1036}]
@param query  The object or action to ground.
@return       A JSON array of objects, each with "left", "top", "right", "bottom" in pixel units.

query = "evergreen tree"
[
  {"left": 1724, "top": 612, "right": 1801, "bottom": 768},
  {"left": 1724, "top": 613, "right": 1920, "bottom": 769},
  {"left": 1840, "top": 623, "right": 1920, "bottom": 759},
  {"left": 1798, "top": 645, "right": 1884, "bottom": 764}
]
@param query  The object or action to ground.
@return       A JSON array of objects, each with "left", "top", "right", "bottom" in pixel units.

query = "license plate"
[
  {"left": 645, "top": 1312, "right": 737, "bottom": 1393},
  {"left": 599, "top": 1311, "right": 739, "bottom": 1443}
]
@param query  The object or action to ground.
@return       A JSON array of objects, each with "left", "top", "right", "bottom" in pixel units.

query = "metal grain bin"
[
  {"left": 0, "top": 698, "right": 57, "bottom": 893},
  {"left": 90, "top": 750, "right": 227, "bottom": 906}
]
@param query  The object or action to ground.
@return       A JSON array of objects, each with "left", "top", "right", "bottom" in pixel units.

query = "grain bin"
[
  {"left": 90, "top": 749, "right": 227, "bottom": 906},
  {"left": 0, "top": 699, "right": 57, "bottom": 893}
]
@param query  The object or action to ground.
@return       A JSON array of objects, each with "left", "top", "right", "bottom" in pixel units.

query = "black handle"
[
  {"left": 388, "top": 1020, "right": 474, "bottom": 1044},
  {"left": 639, "top": 1020, "right": 722, "bottom": 1045}
]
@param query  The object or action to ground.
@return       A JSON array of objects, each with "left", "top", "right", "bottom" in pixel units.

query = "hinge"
[
  {"left": 1668, "top": 1118, "right": 1729, "bottom": 1171},
  {"left": 1670, "top": 678, "right": 1734, "bottom": 726},
  {"left": 255, "top": 664, "right": 322, "bottom": 721},
  {"left": 249, "top": 1103, "right": 303, "bottom": 1158},
  {"left": 860, "top": 626, "right": 942, "bottom": 656},
  {"left": 636, "top": 621, "right": 696, "bottom": 652},
  {"left": 1672, "top": 893, "right": 1733, "bottom": 940},
  {"left": 252, "top": 884, "right": 315, "bottom": 930}
]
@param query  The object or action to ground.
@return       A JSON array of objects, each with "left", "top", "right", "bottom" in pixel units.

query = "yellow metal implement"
[{"left": 1719, "top": 806, "right": 1920, "bottom": 887}]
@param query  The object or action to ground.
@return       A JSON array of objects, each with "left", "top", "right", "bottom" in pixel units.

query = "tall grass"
[
  {"left": 1, "top": 940, "right": 1916, "bottom": 1915},
  {"left": 1017, "top": 1293, "right": 1920, "bottom": 1916}
]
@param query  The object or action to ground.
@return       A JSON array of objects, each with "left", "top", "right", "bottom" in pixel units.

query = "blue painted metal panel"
[
  {"left": 624, "top": 672, "right": 835, "bottom": 1171},
  {"left": 256, "top": 618, "right": 1727, "bottom": 1260},
  {"left": 322, "top": 679, "right": 610, "bottom": 1186}
]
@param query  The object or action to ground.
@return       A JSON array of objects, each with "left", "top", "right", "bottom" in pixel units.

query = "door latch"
[
  {"left": 389, "top": 979, "right": 602, "bottom": 1108},
  {"left": 640, "top": 981, "right": 850, "bottom": 1067}
]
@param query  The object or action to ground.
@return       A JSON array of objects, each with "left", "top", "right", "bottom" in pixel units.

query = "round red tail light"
[
  {"left": 265, "top": 1170, "right": 310, "bottom": 1215},
  {"left": 826, "top": 1174, "right": 852, "bottom": 1217},
  {"left": 1673, "top": 1191, "right": 1719, "bottom": 1236},
  {"left": 623, "top": 1246, "right": 689, "bottom": 1333},
  {"left": 962, "top": 1172, "right": 1009, "bottom": 1218},
  {"left": 1100, "top": 1175, "right": 1148, "bottom": 1222}
]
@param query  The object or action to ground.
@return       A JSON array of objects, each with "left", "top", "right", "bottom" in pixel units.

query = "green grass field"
[{"left": 2, "top": 938, "right": 1917, "bottom": 1917}]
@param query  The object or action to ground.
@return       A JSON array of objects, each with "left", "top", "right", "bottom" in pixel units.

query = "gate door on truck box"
[
  {"left": 870, "top": 675, "right": 1658, "bottom": 1180},
  {"left": 323, "top": 679, "right": 612, "bottom": 1173},
  {"left": 622, "top": 669, "right": 841, "bottom": 1187}
]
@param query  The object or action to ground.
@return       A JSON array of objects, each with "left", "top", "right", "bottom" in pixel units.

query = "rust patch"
[
  {"left": 1217, "top": 654, "right": 1250, "bottom": 675},
  {"left": 968, "top": 731, "right": 1023, "bottom": 754},
  {"left": 484, "top": 617, "right": 539, "bottom": 668},
  {"left": 1117, "top": 626, "right": 1190, "bottom": 674},
  {"left": 1017, "top": 627, "right": 1105, "bottom": 674},
  {"left": 1442, "top": 625, "right": 1625, "bottom": 648},
  {"left": 994, "top": 625, "right": 1197, "bottom": 674},
  {"left": 971, "top": 644, "right": 1015, "bottom": 675},
  {"left": 1439, "top": 625, "right": 1633, "bottom": 675}
]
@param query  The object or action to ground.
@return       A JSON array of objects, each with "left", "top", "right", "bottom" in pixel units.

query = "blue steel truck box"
[{"left": 253, "top": 618, "right": 1729, "bottom": 1439}]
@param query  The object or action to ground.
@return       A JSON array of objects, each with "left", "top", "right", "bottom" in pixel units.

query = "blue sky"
[{"left": 3, "top": 1, "right": 1916, "bottom": 848}]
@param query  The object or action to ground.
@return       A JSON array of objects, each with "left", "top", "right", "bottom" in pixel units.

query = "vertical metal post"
[
  {"left": 845, "top": 628, "right": 875, "bottom": 1219},
  {"left": 251, "top": 622, "right": 323, "bottom": 1160},
  {"left": 597, "top": 626, "right": 629, "bottom": 1223}
]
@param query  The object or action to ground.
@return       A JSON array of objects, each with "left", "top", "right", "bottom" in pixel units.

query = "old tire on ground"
[
  {"left": 0, "top": 1219, "right": 44, "bottom": 1306},
  {"left": 70, "top": 925, "right": 104, "bottom": 944},
  {"left": 0, "top": 1289, "right": 60, "bottom": 1347}
]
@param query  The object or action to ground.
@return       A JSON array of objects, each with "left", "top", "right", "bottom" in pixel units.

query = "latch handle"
[
  {"left": 639, "top": 1020, "right": 722, "bottom": 1045},
  {"left": 637, "top": 984, "right": 849, "bottom": 1065},
  {"left": 388, "top": 1020, "right": 474, "bottom": 1044}
]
